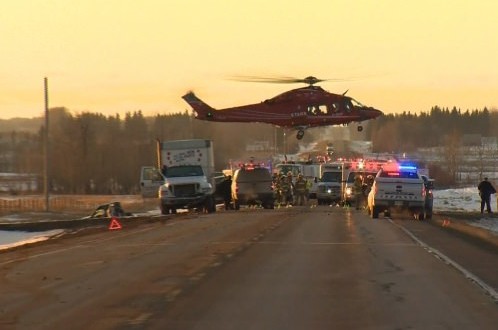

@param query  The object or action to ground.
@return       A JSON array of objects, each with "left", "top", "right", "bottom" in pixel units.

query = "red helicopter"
[{"left": 182, "top": 76, "right": 383, "bottom": 139}]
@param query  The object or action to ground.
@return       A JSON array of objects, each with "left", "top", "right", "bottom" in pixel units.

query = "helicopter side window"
[
  {"left": 344, "top": 100, "right": 353, "bottom": 113},
  {"left": 307, "top": 105, "right": 318, "bottom": 116},
  {"left": 315, "top": 105, "right": 326, "bottom": 115},
  {"left": 327, "top": 103, "right": 339, "bottom": 114},
  {"left": 307, "top": 105, "right": 326, "bottom": 116}
]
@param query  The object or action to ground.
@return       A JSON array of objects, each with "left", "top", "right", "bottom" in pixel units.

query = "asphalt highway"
[{"left": 0, "top": 206, "right": 497, "bottom": 329}]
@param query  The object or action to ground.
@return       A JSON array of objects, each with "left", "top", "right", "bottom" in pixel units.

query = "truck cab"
[
  {"left": 316, "top": 163, "right": 343, "bottom": 205},
  {"left": 159, "top": 164, "right": 215, "bottom": 214}
]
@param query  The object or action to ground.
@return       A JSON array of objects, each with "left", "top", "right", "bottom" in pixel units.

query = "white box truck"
[{"left": 140, "top": 139, "right": 216, "bottom": 214}]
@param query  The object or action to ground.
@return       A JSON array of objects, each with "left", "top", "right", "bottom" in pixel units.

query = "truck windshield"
[
  {"left": 164, "top": 165, "right": 204, "bottom": 178},
  {"left": 236, "top": 168, "right": 272, "bottom": 182},
  {"left": 321, "top": 172, "right": 342, "bottom": 182}
]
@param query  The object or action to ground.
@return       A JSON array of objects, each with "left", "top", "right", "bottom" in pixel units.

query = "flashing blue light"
[{"left": 399, "top": 163, "right": 417, "bottom": 171}]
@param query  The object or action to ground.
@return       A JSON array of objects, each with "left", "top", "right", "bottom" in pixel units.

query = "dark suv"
[{"left": 231, "top": 167, "right": 275, "bottom": 209}]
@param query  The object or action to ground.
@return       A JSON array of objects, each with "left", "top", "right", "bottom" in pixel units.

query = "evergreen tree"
[{"left": 3, "top": 105, "right": 498, "bottom": 193}]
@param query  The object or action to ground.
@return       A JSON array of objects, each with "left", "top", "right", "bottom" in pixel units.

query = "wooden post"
[{"left": 44, "top": 77, "right": 50, "bottom": 212}]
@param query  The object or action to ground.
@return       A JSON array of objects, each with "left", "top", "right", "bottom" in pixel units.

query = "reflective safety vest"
[
  {"left": 353, "top": 177, "right": 363, "bottom": 195},
  {"left": 295, "top": 179, "right": 307, "bottom": 193}
]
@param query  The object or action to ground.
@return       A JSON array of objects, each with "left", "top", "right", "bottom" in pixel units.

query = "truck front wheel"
[
  {"left": 204, "top": 196, "right": 216, "bottom": 213},
  {"left": 263, "top": 200, "right": 275, "bottom": 209},
  {"left": 371, "top": 206, "right": 380, "bottom": 219},
  {"left": 415, "top": 211, "right": 425, "bottom": 221},
  {"left": 160, "top": 204, "right": 170, "bottom": 215}
]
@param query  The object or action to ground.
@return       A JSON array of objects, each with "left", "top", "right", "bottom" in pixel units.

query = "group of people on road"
[
  {"left": 219, "top": 169, "right": 498, "bottom": 215},
  {"left": 273, "top": 171, "right": 312, "bottom": 207}
]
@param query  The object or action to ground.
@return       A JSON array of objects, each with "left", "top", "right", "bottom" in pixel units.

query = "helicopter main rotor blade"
[
  {"left": 228, "top": 75, "right": 302, "bottom": 83},
  {"left": 228, "top": 75, "right": 350, "bottom": 85}
]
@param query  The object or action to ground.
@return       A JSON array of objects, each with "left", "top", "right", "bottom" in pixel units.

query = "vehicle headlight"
[
  {"left": 201, "top": 183, "right": 213, "bottom": 193},
  {"left": 159, "top": 184, "right": 171, "bottom": 197},
  {"left": 345, "top": 187, "right": 352, "bottom": 196}
]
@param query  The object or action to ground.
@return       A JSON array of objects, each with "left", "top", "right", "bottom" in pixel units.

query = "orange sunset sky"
[{"left": 1, "top": 0, "right": 497, "bottom": 119}]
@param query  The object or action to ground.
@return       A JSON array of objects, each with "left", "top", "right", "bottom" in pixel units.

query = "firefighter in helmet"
[
  {"left": 353, "top": 174, "right": 364, "bottom": 210},
  {"left": 294, "top": 173, "right": 307, "bottom": 206}
]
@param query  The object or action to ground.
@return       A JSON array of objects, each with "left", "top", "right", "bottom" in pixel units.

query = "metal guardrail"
[{"left": 0, "top": 195, "right": 146, "bottom": 215}]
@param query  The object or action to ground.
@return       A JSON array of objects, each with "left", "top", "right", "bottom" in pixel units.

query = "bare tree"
[{"left": 443, "top": 131, "right": 462, "bottom": 184}]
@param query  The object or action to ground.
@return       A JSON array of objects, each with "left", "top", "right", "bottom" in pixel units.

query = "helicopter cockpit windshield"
[{"left": 350, "top": 97, "right": 366, "bottom": 108}]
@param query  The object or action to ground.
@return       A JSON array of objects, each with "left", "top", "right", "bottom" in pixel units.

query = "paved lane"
[
  {"left": 149, "top": 207, "right": 498, "bottom": 329},
  {"left": 0, "top": 207, "right": 497, "bottom": 329}
]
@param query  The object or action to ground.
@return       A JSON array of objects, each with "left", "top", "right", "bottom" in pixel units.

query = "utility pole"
[
  {"left": 156, "top": 138, "right": 162, "bottom": 169},
  {"left": 44, "top": 77, "right": 50, "bottom": 211}
]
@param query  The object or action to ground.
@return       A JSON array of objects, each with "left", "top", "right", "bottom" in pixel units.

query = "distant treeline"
[
  {"left": 367, "top": 106, "right": 498, "bottom": 153},
  {"left": 0, "top": 106, "right": 495, "bottom": 194}
]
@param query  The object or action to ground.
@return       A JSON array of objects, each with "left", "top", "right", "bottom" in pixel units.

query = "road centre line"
[{"left": 210, "top": 240, "right": 419, "bottom": 246}]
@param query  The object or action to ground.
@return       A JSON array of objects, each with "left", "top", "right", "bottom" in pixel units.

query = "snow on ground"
[
  {"left": 434, "top": 187, "right": 481, "bottom": 213},
  {"left": 0, "top": 229, "right": 65, "bottom": 251},
  {"left": 0, "top": 188, "right": 497, "bottom": 251},
  {"left": 433, "top": 187, "right": 498, "bottom": 235}
]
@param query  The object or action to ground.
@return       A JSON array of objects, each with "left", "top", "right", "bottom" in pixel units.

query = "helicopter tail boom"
[{"left": 182, "top": 92, "right": 215, "bottom": 119}]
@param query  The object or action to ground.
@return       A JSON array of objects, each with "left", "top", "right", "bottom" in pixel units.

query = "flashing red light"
[{"left": 386, "top": 171, "right": 401, "bottom": 177}]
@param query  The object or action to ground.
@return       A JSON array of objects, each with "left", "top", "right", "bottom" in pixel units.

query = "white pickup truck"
[
  {"left": 367, "top": 163, "right": 428, "bottom": 220},
  {"left": 316, "top": 163, "right": 343, "bottom": 205}
]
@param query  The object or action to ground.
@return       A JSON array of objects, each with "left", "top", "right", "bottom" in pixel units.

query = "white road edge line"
[{"left": 389, "top": 218, "right": 498, "bottom": 303}]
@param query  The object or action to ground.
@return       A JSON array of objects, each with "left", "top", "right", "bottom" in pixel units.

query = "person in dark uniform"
[
  {"left": 221, "top": 175, "right": 233, "bottom": 210},
  {"left": 478, "top": 177, "right": 496, "bottom": 214}
]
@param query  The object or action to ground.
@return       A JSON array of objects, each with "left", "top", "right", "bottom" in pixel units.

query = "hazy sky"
[{"left": 1, "top": 0, "right": 497, "bottom": 119}]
